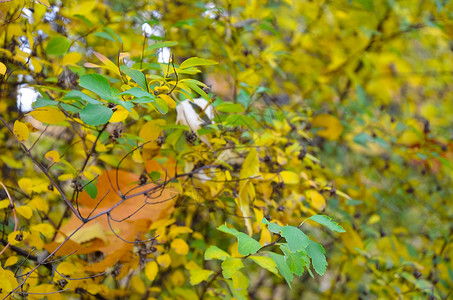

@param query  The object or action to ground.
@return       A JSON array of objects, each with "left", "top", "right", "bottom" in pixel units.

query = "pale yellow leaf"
[
  {"left": 13, "top": 120, "right": 29, "bottom": 142},
  {"left": 69, "top": 222, "right": 108, "bottom": 244},
  {"left": 45, "top": 150, "right": 60, "bottom": 163}
]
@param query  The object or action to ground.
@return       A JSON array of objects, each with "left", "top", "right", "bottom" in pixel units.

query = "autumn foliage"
[{"left": 1, "top": 0, "right": 452, "bottom": 299}]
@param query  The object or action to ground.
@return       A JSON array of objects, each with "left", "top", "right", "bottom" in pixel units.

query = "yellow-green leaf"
[{"left": 189, "top": 269, "right": 214, "bottom": 285}]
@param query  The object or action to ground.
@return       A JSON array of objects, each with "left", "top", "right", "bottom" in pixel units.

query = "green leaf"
[
  {"left": 217, "top": 224, "right": 262, "bottom": 256},
  {"left": 82, "top": 180, "right": 98, "bottom": 199},
  {"left": 145, "top": 41, "right": 178, "bottom": 52},
  {"left": 104, "top": 27, "right": 123, "bottom": 43},
  {"left": 280, "top": 226, "right": 309, "bottom": 252},
  {"left": 120, "top": 66, "right": 148, "bottom": 91},
  {"left": 179, "top": 57, "right": 218, "bottom": 69},
  {"left": 73, "top": 14, "right": 92, "bottom": 26},
  {"left": 224, "top": 114, "right": 254, "bottom": 127},
  {"left": 306, "top": 240, "right": 327, "bottom": 276},
  {"left": 262, "top": 218, "right": 284, "bottom": 234},
  {"left": 64, "top": 90, "right": 98, "bottom": 105},
  {"left": 46, "top": 36, "right": 71, "bottom": 56},
  {"left": 120, "top": 87, "right": 154, "bottom": 99},
  {"left": 306, "top": 215, "right": 346, "bottom": 233},
  {"left": 205, "top": 246, "right": 230, "bottom": 261},
  {"left": 280, "top": 244, "right": 307, "bottom": 276},
  {"left": 248, "top": 256, "right": 279, "bottom": 276},
  {"left": 216, "top": 102, "right": 245, "bottom": 113},
  {"left": 79, "top": 104, "right": 113, "bottom": 126},
  {"left": 221, "top": 257, "right": 244, "bottom": 279},
  {"left": 93, "top": 31, "right": 116, "bottom": 42},
  {"left": 154, "top": 97, "right": 169, "bottom": 114},
  {"left": 79, "top": 74, "right": 112, "bottom": 100},
  {"left": 148, "top": 171, "right": 161, "bottom": 182},
  {"left": 268, "top": 252, "right": 293, "bottom": 288}
]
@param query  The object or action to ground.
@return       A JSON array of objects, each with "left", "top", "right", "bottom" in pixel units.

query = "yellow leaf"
[
  {"left": 139, "top": 120, "right": 166, "bottom": 149},
  {"left": 0, "top": 266, "right": 18, "bottom": 292},
  {"left": 171, "top": 238, "right": 189, "bottom": 255},
  {"left": 157, "top": 254, "right": 171, "bottom": 268},
  {"left": 36, "top": 0, "right": 50, "bottom": 7},
  {"left": 16, "top": 206, "right": 33, "bottom": 219},
  {"left": 159, "top": 94, "right": 176, "bottom": 109},
  {"left": 68, "top": 222, "right": 108, "bottom": 244},
  {"left": 13, "top": 120, "right": 29, "bottom": 142},
  {"left": 8, "top": 231, "right": 30, "bottom": 245},
  {"left": 29, "top": 197, "right": 49, "bottom": 212},
  {"left": 340, "top": 224, "right": 364, "bottom": 253},
  {"left": 239, "top": 148, "right": 260, "bottom": 179},
  {"left": 93, "top": 51, "right": 121, "bottom": 76},
  {"left": 4, "top": 256, "right": 18, "bottom": 268},
  {"left": 189, "top": 269, "right": 214, "bottom": 285},
  {"left": 145, "top": 261, "right": 158, "bottom": 281},
  {"left": 31, "top": 223, "right": 55, "bottom": 238},
  {"left": 308, "top": 190, "right": 326, "bottom": 211},
  {"left": 237, "top": 180, "right": 255, "bottom": 235},
  {"left": 0, "top": 62, "right": 6, "bottom": 75},
  {"left": 168, "top": 225, "right": 193, "bottom": 239},
  {"left": 61, "top": 52, "right": 82, "bottom": 66},
  {"left": 0, "top": 199, "right": 9, "bottom": 209},
  {"left": 56, "top": 262, "right": 76, "bottom": 275},
  {"left": 131, "top": 276, "right": 146, "bottom": 293},
  {"left": 280, "top": 171, "right": 299, "bottom": 184},
  {"left": 45, "top": 150, "right": 60, "bottom": 163},
  {"left": 368, "top": 214, "right": 380, "bottom": 224},
  {"left": 58, "top": 174, "right": 74, "bottom": 181},
  {"left": 110, "top": 105, "right": 129, "bottom": 122},
  {"left": 18, "top": 178, "right": 32, "bottom": 194},
  {"left": 30, "top": 107, "right": 65, "bottom": 124},
  {"left": 312, "top": 114, "right": 343, "bottom": 140}
]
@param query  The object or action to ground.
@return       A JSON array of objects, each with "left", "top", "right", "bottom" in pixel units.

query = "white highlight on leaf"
[
  {"left": 17, "top": 85, "right": 40, "bottom": 112},
  {"left": 176, "top": 98, "right": 214, "bottom": 148}
]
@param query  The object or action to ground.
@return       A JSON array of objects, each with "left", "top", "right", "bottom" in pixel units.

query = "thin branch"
[{"left": 0, "top": 182, "right": 17, "bottom": 256}]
